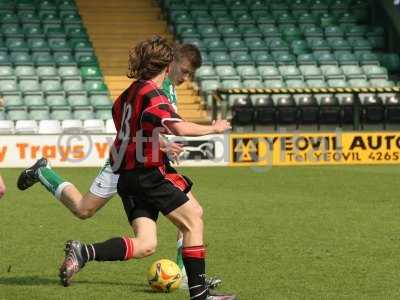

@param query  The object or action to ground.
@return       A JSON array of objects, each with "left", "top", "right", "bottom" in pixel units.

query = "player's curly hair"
[{"left": 127, "top": 36, "right": 174, "bottom": 80}]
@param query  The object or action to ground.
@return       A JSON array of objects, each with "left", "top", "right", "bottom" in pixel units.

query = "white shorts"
[{"left": 89, "top": 162, "right": 119, "bottom": 199}]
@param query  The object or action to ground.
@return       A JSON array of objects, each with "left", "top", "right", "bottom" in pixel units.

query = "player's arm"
[
  {"left": 165, "top": 120, "right": 231, "bottom": 137},
  {"left": 0, "top": 175, "right": 6, "bottom": 199}
]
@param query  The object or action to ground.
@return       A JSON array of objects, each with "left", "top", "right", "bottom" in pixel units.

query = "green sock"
[
  {"left": 176, "top": 238, "right": 184, "bottom": 271},
  {"left": 37, "top": 166, "right": 71, "bottom": 200}
]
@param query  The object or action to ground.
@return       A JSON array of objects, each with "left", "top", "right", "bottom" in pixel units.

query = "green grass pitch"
[{"left": 1, "top": 165, "right": 400, "bottom": 299}]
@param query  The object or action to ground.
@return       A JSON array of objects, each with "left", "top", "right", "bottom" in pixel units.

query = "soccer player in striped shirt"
[{"left": 59, "top": 36, "right": 234, "bottom": 300}]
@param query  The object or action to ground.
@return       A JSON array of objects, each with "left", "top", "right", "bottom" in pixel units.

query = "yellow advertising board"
[{"left": 230, "top": 132, "right": 400, "bottom": 166}]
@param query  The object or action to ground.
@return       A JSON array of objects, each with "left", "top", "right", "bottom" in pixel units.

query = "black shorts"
[{"left": 117, "top": 166, "right": 193, "bottom": 223}]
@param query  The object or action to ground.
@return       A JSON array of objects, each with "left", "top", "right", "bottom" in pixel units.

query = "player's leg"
[{"left": 17, "top": 157, "right": 116, "bottom": 219}]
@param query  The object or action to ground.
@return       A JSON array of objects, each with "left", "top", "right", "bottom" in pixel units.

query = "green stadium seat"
[
  {"left": 309, "top": 39, "right": 331, "bottom": 52},
  {"left": 199, "top": 25, "right": 220, "bottom": 38},
  {"left": 327, "top": 79, "right": 348, "bottom": 87},
  {"left": 19, "top": 79, "right": 40, "bottom": 92},
  {"left": 38, "top": 0, "right": 57, "bottom": 11},
  {"left": 348, "top": 78, "right": 369, "bottom": 87},
  {"left": 58, "top": 0, "right": 77, "bottom": 10},
  {"left": 303, "top": 25, "right": 324, "bottom": 37},
  {"left": 41, "top": 12, "right": 61, "bottom": 25},
  {"left": 0, "top": 40, "right": 7, "bottom": 52},
  {"left": 273, "top": 52, "right": 296, "bottom": 65},
  {"left": 46, "top": 93, "right": 67, "bottom": 107},
  {"left": 54, "top": 52, "right": 77, "bottom": 66},
  {"left": 81, "top": 66, "right": 102, "bottom": 80},
  {"left": 242, "top": 79, "right": 263, "bottom": 88},
  {"left": 0, "top": 79, "right": 17, "bottom": 92},
  {"left": 221, "top": 79, "right": 242, "bottom": 90},
  {"left": 33, "top": 52, "right": 55, "bottom": 66},
  {"left": 306, "top": 79, "right": 328, "bottom": 87},
  {"left": 28, "top": 38, "right": 50, "bottom": 52},
  {"left": 0, "top": 109, "right": 5, "bottom": 120},
  {"left": 215, "top": 65, "right": 239, "bottom": 80},
  {"left": 329, "top": 38, "right": 351, "bottom": 51},
  {"left": 255, "top": 13, "right": 276, "bottom": 25},
  {"left": 236, "top": 13, "right": 255, "bottom": 25},
  {"left": 299, "top": 65, "right": 323, "bottom": 79},
  {"left": 319, "top": 13, "right": 337, "bottom": 27},
  {"left": 63, "top": 79, "right": 84, "bottom": 92},
  {"left": 0, "top": 66, "right": 14, "bottom": 77},
  {"left": 209, "top": 52, "right": 232, "bottom": 65},
  {"left": 297, "top": 53, "right": 317, "bottom": 65},
  {"left": 336, "top": 52, "right": 358, "bottom": 65},
  {"left": 90, "top": 95, "right": 112, "bottom": 107},
  {"left": 7, "top": 107, "right": 28, "bottom": 121},
  {"left": 342, "top": 65, "right": 365, "bottom": 79},
  {"left": 291, "top": 40, "right": 309, "bottom": 55},
  {"left": 6, "top": 38, "right": 29, "bottom": 52},
  {"left": 357, "top": 52, "right": 380, "bottom": 66},
  {"left": 204, "top": 38, "right": 226, "bottom": 52},
  {"left": 67, "top": 26, "right": 88, "bottom": 39},
  {"left": 252, "top": 52, "right": 275, "bottom": 66},
  {"left": 245, "top": 38, "right": 268, "bottom": 51},
  {"left": 338, "top": 12, "right": 357, "bottom": 25},
  {"left": 321, "top": 65, "right": 345, "bottom": 79},
  {"left": 95, "top": 108, "right": 112, "bottom": 121},
  {"left": 200, "top": 79, "right": 220, "bottom": 93},
  {"left": 362, "top": 65, "right": 388, "bottom": 79},
  {"left": 297, "top": 12, "right": 318, "bottom": 25},
  {"left": 0, "top": 51, "right": 12, "bottom": 66},
  {"left": 280, "top": 26, "right": 302, "bottom": 43},
  {"left": 15, "top": 66, "right": 36, "bottom": 78},
  {"left": 276, "top": 12, "right": 296, "bottom": 25},
  {"left": 370, "top": 79, "right": 394, "bottom": 87},
  {"left": 351, "top": 39, "right": 372, "bottom": 52},
  {"left": 240, "top": 25, "right": 262, "bottom": 38},
  {"left": 62, "top": 12, "right": 82, "bottom": 24},
  {"left": 269, "top": 39, "right": 290, "bottom": 52},
  {"left": 51, "top": 106, "right": 72, "bottom": 120},
  {"left": 77, "top": 53, "right": 98, "bottom": 67},
  {"left": 345, "top": 25, "right": 367, "bottom": 37},
  {"left": 23, "top": 23, "right": 44, "bottom": 37},
  {"left": 264, "top": 79, "right": 286, "bottom": 88},
  {"left": 258, "top": 66, "right": 282, "bottom": 80},
  {"left": 41, "top": 78, "right": 63, "bottom": 92},
  {"left": 73, "top": 107, "right": 95, "bottom": 120},
  {"left": 231, "top": 52, "right": 253, "bottom": 65},
  {"left": 286, "top": 79, "right": 306, "bottom": 88},
  {"left": 68, "top": 93, "right": 90, "bottom": 107},
  {"left": 217, "top": 25, "right": 240, "bottom": 38},
  {"left": 84, "top": 80, "right": 108, "bottom": 93},
  {"left": 260, "top": 25, "right": 281, "bottom": 38},
  {"left": 226, "top": 39, "right": 248, "bottom": 52},
  {"left": 236, "top": 65, "right": 259, "bottom": 80},
  {"left": 37, "top": 66, "right": 57, "bottom": 78},
  {"left": 213, "top": 14, "right": 235, "bottom": 25},
  {"left": 3, "top": 93, "right": 23, "bottom": 107},
  {"left": 2, "top": 24, "right": 24, "bottom": 38},
  {"left": 59, "top": 66, "right": 80, "bottom": 79},
  {"left": 11, "top": 52, "right": 33, "bottom": 66},
  {"left": 279, "top": 65, "right": 303, "bottom": 80},
  {"left": 29, "top": 107, "right": 51, "bottom": 120},
  {"left": 314, "top": 52, "right": 338, "bottom": 65},
  {"left": 195, "top": 65, "right": 218, "bottom": 81},
  {"left": 0, "top": 12, "right": 19, "bottom": 24},
  {"left": 24, "top": 92, "right": 46, "bottom": 107},
  {"left": 48, "top": 38, "right": 71, "bottom": 52}
]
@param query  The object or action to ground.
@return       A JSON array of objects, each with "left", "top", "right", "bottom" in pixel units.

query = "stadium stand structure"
[
  {"left": 76, "top": 0, "right": 208, "bottom": 123},
  {"left": 160, "top": 0, "right": 400, "bottom": 131},
  {"left": 0, "top": 0, "right": 113, "bottom": 134}
]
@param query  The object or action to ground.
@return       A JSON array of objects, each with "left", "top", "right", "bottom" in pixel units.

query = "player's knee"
[
  {"left": 75, "top": 208, "right": 96, "bottom": 220},
  {"left": 140, "top": 240, "right": 157, "bottom": 257}
]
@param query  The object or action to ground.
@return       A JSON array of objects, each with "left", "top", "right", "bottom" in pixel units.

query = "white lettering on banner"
[{"left": 0, "top": 134, "right": 228, "bottom": 168}]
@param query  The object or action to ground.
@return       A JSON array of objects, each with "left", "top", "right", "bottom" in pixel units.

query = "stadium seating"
[
  {"left": 161, "top": 0, "right": 400, "bottom": 131},
  {"left": 0, "top": 0, "right": 113, "bottom": 134}
]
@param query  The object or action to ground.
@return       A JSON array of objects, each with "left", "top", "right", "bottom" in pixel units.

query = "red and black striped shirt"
[{"left": 110, "top": 80, "right": 182, "bottom": 172}]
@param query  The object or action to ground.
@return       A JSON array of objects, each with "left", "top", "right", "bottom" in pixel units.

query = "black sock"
[
  {"left": 183, "top": 246, "right": 207, "bottom": 300},
  {"left": 81, "top": 237, "right": 127, "bottom": 262}
]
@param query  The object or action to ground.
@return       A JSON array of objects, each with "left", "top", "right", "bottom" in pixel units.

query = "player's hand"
[
  {"left": 161, "top": 142, "right": 183, "bottom": 161},
  {"left": 212, "top": 120, "right": 231, "bottom": 133}
]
